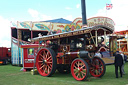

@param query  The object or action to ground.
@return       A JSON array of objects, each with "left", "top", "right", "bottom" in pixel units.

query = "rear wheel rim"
[
  {"left": 90, "top": 57, "right": 105, "bottom": 77},
  {"left": 71, "top": 58, "right": 89, "bottom": 81}
]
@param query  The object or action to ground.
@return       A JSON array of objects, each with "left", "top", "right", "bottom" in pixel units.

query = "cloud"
[
  {"left": 41, "top": 14, "right": 52, "bottom": 21},
  {"left": 94, "top": 0, "right": 128, "bottom": 31},
  {"left": 28, "top": 8, "right": 52, "bottom": 21},
  {"left": 76, "top": 4, "right": 80, "bottom": 8},
  {"left": 65, "top": 7, "right": 72, "bottom": 10},
  {"left": 28, "top": 8, "right": 39, "bottom": 18},
  {"left": 27, "top": 8, "right": 74, "bottom": 22},
  {"left": 0, "top": 16, "right": 11, "bottom": 47},
  {"left": 28, "top": 8, "right": 39, "bottom": 20},
  {"left": 64, "top": 15, "right": 73, "bottom": 21}
]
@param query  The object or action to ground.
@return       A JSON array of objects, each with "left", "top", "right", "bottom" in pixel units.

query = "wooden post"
[
  {"left": 95, "top": 30, "right": 98, "bottom": 47},
  {"left": 104, "top": 30, "right": 106, "bottom": 46},
  {"left": 119, "top": 40, "right": 120, "bottom": 50}
]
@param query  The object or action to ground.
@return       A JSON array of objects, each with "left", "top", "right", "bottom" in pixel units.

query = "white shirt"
[
  {"left": 121, "top": 53, "right": 125, "bottom": 63},
  {"left": 95, "top": 53, "right": 102, "bottom": 58}
]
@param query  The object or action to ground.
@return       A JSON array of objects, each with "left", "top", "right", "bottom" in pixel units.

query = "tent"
[{"left": 44, "top": 18, "right": 72, "bottom": 24}]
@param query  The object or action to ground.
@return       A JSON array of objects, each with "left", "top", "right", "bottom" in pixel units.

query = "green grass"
[{"left": 0, "top": 63, "right": 128, "bottom": 85}]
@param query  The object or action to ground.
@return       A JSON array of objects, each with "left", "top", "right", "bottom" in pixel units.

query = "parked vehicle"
[
  {"left": 0, "top": 47, "right": 11, "bottom": 65},
  {"left": 31, "top": 25, "right": 115, "bottom": 80}
]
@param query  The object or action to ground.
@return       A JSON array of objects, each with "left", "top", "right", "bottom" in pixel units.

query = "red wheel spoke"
[
  {"left": 81, "top": 72, "right": 85, "bottom": 78},
  {"left": 47, "top": 65, "right": 52, "bottom": 70},
  {"left": 47, "top": 66, "right": 50, "bottom": 74},
  {"left": 78, "top": 61, "right": 80, "bottom": 68},
  {"left": 99, "top": 66, "right": 103, "bottom": 71},
  {"left": 82, "top": 68, "right": 87, "bottom": 71},
  {"left": 74, "top": 65, "right": 77, "bottom": 69},
  {"left": 75, "top": 63, "right": 78, "bottom": 68},
  {"left": 97, "top": 66, "right": 101, "bottom": 69},
  {"left": 40, "top": 54, "right": 46, "bottom": 60},
  {"left": 49, "top": 64, "right": 52, "bottom": 70},
  {"left": 47, "top": 56, "right": 52, "bottom": 61},
  {"left": 47, "top": 62, "right": 52, "bottom": 64},
  {"left": 39, "top": 54, "right": 43, "bottom": 58},
  {"left": 96, "top": 69, "right": 100, "bottom": 74},
  {"left": 40, "top": 65, "right": 45, "bottom": 69},
  {"left": 45, "top": 52, "right": 48, "bottom": 58},
  {"left": 79, "top": 73, "right": 81, "bottom": 78},
  {"left": 44, "top": 65, "right": 48, "bottom": 73},
  {"left": 74, "top": 70, "right": 78, "bottom": 75},
  {"left": 46, "top": 52, "right": 49, "bottom": 58},
  {"left": 38, "top": 61, "right": 43, "bottom": 63},
  {"left": 81, "top": 71, "right": 86, "bottom": 75},
  {"left": 80, "top": 65, "right": 85, "bottom": 69},
  {"left": 43, "top": 51, "right": 47, "bottom": 57},
  {"left": 77, "top": 73, "right": 80, "bottom": 78},
  {"left": 41, "top": 63, "right": 44, "bottom": 66},
  {"left": 41, "top": 57, "right": 43, "bottom": 60},
  {"left": 45, "top": 66, "right": 48, "bottom": 74},
  {"left": 91, "top": 69, "right": 95, "bottom": 73},
  {"left": 74, "top": 68, "right": 79, "bottom": 73}
]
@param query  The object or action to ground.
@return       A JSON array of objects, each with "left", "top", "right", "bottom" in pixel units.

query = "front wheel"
[
  {"left": 89, "top": 57, "right": 106, "bottom": 77},
  {"left": 71, "top": 58, "right": 89, "bottom": 81}
]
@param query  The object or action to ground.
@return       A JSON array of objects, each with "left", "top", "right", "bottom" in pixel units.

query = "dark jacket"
[
  {"left": 114, "top": 54, "right": 123, "bottom": 66},
  {"left": 124, "top": 55, "right": 127, "bottom": 62}
]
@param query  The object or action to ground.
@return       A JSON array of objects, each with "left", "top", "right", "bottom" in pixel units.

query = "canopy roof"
[{"left": 44, "top": 18, "right": 72, "bottom": 24}]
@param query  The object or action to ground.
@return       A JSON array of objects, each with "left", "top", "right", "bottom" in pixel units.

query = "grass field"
[{"left": 0, "top": 63, "right": 128, "bottom": 85}]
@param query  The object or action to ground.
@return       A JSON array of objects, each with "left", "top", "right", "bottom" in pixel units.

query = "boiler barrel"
[{"left": 65, "top": 51, "right": 88, "bottom": 58}]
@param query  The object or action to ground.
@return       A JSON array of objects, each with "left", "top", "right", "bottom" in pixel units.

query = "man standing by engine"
[{"left": 114, "top": 51, "right": 123, "bottom": 78}]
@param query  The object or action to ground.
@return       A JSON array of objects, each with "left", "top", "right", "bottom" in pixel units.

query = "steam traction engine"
[{"left": 32, "top": 25, "right": 114, "bottom": 81}]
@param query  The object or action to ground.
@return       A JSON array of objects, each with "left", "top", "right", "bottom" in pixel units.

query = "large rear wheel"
[
  {"left": 71, "top": 58, "right": 89, "bottom": 81},
  {"left": 89, "top": 57, "right": 106, "bottom": 77},
  {"left": 36, "top": 48, "right": 57, "bottom": 77}
]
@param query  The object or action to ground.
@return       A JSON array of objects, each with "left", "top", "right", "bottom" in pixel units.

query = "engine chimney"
[{"left": 81, "top": 0, "right": 87, "bottom": 26}]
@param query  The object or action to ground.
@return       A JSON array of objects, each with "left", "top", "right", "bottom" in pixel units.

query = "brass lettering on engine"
[
  {"left": 73, "top": 31, "right": 79, "bottom": 35},
  {"left": 54, "top": 35, "right": 60, "bottom": 38}
]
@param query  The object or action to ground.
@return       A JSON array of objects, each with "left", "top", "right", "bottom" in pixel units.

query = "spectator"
[
  {"left": 94, "top": 51, "right": 102, "bottom": 58},
  {"left": 120, "top": 51, "right": 126, "bottom": 75},
  {"left": 124, "top": 55, "right": 127, "bottom": 62},
  {"left": 114, "top": 51, "right": 123, "bottom": 78},
  {"left": 38, "top": 33, "right": 42, "bottom": 37}
]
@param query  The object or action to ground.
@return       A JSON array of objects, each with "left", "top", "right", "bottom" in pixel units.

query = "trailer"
[{"left": 0, "top": 47, "right": 11, "bottom": 65}]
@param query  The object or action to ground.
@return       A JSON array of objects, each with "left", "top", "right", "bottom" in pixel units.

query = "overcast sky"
[{"left": 0, "top": 0, "right": 128, "bottom": 47}]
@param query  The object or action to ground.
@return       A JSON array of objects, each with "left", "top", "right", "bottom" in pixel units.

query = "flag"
[{"left": 106, "top": 4, "right": 113, "bottom": 10}]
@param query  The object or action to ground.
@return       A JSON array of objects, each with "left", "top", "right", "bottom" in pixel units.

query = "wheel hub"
[
  {"left": 44, "top": 60, "right": 47, "bottom": 63},
  {"left": 78, "top": 67, "right": 82, "bottom": 72},
  {"left": 43, "top": 60, "right": 47, "bottom": 64},
  {"left": 96, "top": 65, "right": 99, "bottom": 69}
]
